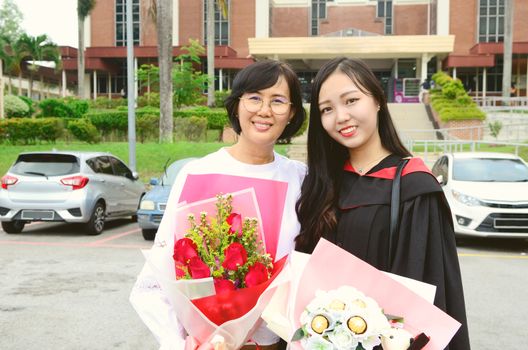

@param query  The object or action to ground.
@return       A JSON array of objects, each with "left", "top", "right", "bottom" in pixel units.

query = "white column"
[
  {"left": 483, "top": 67, "right": 487, "bottom": 98},
  {"left": 255, "top": 0, "right": 270, "bottom": 38},
  {"left": 516, "top": 55, "right": 520, "bottom": 97},
  {"left": 394, "top": 59, "right": 399, "bottom": 79},
  {"left": 62, "top": 70, "right": 67, "bottom": 97},
  {"left": 108, "top": 73, "right": 112, "bottom": 99},
  {"left": 219, "top": 68, "right": 223, "bottom": 91},
  {"left": 173, "top": 0, "right": 179, "bottom": 45},
  {"left": 475, "top": 68, "right": 479, "bottom": 98},
  {"left": 93, "top": 70, "right": 97, "bottom": 100},
  {"left": 421, "top": 53, "right": 429, "bottom": 82},
  {"left": 437, "top": 0, "right": 450, "bottom": 35},
  {"left": 452, "top": 67, "right": 457, "bottom": 79}
]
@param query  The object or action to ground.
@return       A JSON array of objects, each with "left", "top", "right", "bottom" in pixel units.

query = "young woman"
[
  {"left": 130, "top": 60, "right": 306, "bottom": 350},
  {"left": 295, "top": 57, "right": 470, "bottom": 349}
]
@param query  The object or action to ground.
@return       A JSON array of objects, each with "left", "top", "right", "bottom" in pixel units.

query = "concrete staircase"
[{"left": 287, "top": 103, "right": 436, "bottom": 164}]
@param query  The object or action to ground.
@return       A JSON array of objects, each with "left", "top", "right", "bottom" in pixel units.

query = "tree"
[
  {"left": 17, "top": 34, "right": 60, "bottom": 99},
  {"left": 205, "top": 0, "right": 228, "bottom": 107},
  {"left": 137, "top": 64, "right": 160, "bottom": 94},
  {"left": 77, "top": 0, "right": 97, "bottom": 99},
  {"left": 155, "top": 0, "right": 174, "bottom": 143},
  {"left": 488, "top": 120, "right": 503, "bottom": 142},
  {"left": 173, "top": 40, "right": 208, "bottom": 109},
  {"left": 0, "top": 0, "right": 23, "bottom": 42}
]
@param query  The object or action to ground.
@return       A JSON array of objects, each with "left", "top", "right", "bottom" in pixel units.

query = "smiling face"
[
  {"left": 236, "top": 76, "right": 294, "bottom": 150},
  {"left": 318, "top": 71, "right": 381, "bottom": 154}
]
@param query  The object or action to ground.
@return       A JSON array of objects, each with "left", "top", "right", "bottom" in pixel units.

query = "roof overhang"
[
  {"left": 444, "top": 54, "right": 495, "bottom": 68},
  {"left": 470, "top": 41, "right": 528, "bottom": 55},
  {"left": 248, "top": 35, "right": 455, "bottom": 61}
]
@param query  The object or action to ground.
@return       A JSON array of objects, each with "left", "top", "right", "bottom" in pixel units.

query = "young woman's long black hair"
[{"left": 295, "top": 57, "right": 411, "bottom": 253}]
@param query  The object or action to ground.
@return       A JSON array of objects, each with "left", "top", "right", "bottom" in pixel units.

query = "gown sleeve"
[{"left": 392, "top": 191, "right": 471, "bottom": 350}]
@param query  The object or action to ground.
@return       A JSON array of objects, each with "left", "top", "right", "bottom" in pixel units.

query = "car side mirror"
[
  {"left": 132, "top": 171, "right": 140, "bottom": 181},
  {"left": 149, "top": 177, "right": 159, "bottom": 186},
  {"left": 436, "top": 174, "right": 444, "bottom": 185}
]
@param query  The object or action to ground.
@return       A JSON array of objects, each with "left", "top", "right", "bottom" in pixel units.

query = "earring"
[{"left": 377, "top": 105, "right": 381, "bottom": 111}]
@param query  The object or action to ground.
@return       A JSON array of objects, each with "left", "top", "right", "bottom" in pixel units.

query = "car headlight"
[
  {"left": 140, "top": 200, "right": 156, "bottom": 210},
  {"left": 451, "top": 190, "right": 483, "bottom": 206}
]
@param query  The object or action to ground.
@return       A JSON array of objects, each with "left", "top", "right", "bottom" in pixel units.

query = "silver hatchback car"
[{"left": 0, "top": 151, "right": 145, "bottom": 235}]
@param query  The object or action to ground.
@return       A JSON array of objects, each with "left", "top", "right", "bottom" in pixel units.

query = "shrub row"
[
  {"left": 430, "top": 71, "right": 485, "bottom": 122},
  {"left": 0, "top": 118, "right": 64, "bottom": 144}
]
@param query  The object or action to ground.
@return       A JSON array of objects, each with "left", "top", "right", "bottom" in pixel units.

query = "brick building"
[{"left": 57, "top": 0, "right": 527, "bottom": 101}]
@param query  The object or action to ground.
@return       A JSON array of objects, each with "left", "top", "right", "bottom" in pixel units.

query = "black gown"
[{"left": 327, "top": 154, "right": 470, "bottom": 350}]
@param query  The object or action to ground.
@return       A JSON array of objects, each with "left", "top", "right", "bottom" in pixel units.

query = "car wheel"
[
  {"left": 85, "top": 202, "right": 105, "bottom": 235},
  {"left": 2, "top": 221, "right": 25, "bottom": 234},
  {"left": 142, "top": 229, "right": 156, "bottom": 241}
]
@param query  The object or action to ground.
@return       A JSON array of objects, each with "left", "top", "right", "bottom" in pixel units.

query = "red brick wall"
[
  {"left": 320, "top": 5, "right": 383, "bottom": 35},
  {"left": 394, "top": 5, "right": 428, "bottom": 35},
  {"left": 141, "top": 1, "right": 157, "bottom": 46},
  {"left": 513, "top": 0, "right": 528, "bottom": 42},
  {"left": 179, "top": 0, "right": 203, "bottom": 46},
  {"left": 450, "top": 0, "right": 478, "bottom": 54},
  {"left": 445, "top": 119, "right": 484, "bottom": 140},
  {"left": 230, "top": 0, "right": 255, "bottom": 57},
  {"left": 91, "top": 0, "right": 115, "bottom": 46},
  {"left": 271, "top": 7, "right": 309, "bottom": 37}
]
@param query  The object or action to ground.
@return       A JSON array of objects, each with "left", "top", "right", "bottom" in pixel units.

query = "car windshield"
[
  {"left": 159, "top": 161, "right": 187, "bottom": 186},
  {"left": 11, "top": 154, "right": 80, "bottom": 177},
  {"left": 453, "top": 157, "right": 528, "bottom": 182}
]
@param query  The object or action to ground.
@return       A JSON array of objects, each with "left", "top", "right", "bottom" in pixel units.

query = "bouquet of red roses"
[
  {"left": 173, "top": 193, "right": 274, "bottom": 296},
  {"left": 144, "top": 185, "right": 289, "bottom": 349}
]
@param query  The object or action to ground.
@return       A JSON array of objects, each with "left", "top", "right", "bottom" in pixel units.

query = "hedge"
[{"left": 0, "top": 118, "right": 64, "bottom": 144}]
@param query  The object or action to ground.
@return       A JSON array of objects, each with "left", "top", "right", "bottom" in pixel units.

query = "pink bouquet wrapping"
[
  {"left": 144, "top": 175, "right": 291, "bottom": 349},
  {"left": 262, "top": 239, "right": 461, "bottom": 350}
]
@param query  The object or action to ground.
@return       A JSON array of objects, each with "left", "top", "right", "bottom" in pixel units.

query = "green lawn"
[{"left": 0, "top": 142, "right": 289, "bottom": 182}]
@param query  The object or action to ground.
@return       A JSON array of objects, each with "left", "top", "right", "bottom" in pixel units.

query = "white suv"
[
  {"left": 432, "top": 152, "right": 528, "bottom": 238},
  {"left": 0, "top": 151, "right": 145, "bottom": 235}
]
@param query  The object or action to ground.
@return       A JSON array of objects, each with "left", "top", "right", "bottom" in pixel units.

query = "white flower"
[
  {"left": 360, "top": 335, "right": 382, "bottom": 350},
  {"left": 302, "top": 335, "right": 337, "bottom": 350},
  {"left": 327, "top": 324, "right": 359, "bottom": 350},
  {"left": 381, "top": 327, "right": 413, "bottom": 350}
]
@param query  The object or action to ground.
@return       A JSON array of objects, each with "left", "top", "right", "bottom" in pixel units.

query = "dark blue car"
[{"left": 137, "top": 158, "right": 196, "bottom": 240}]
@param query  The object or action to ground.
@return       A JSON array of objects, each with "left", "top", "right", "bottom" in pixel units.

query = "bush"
[
  {"left": 89, "top": 97, "right": 127, "bottom": 109},
  {"left": 441, "top": 80, "right": 465, "bottom": 100},
  {"left": 38, "top": 98, "right": 89, "bottom": 118},
  {"left": 4, "top": 95, "right": 30, "bottom": 118},
  {"left": 0, "top": 117, "right": 63, "bottom": 144},
  {"left": 17, "top": 96, "right": 35, "bottom": 117},
  {"left": 137, "top": 92, "right": 160, "bottom": 108},
  {"left": 137, "top": 114, "right": 159, "bottom": 142},
  {"left": 67, "top": 119, "right": 101, "bottom": 144},
  {"left": 174, "top": 106, "right": 228, "bottom": 130},
  {"left": 214, "top": 90, "right": 230, "bottom": 108},
  {"left": 439, "top": 107, "right": 486, "bottom": 122},
  {"left": 174, "top": 116, "right": 207, "bottom": 141}
]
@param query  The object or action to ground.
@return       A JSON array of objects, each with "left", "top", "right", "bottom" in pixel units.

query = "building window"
[
  {"left": 311, "top": 0, "right": 328, "bottom": 36},
  {"left": 204, "top": 0, "right": 230, "bottom": 45},
  {"left": 478, "top": 0, "right": 505, "bottom": 43},
  {"left": 377, "top": 0, "right": 393, "bottom": 35},
  {"left": 115, "top": 0, "right": 140, "bottom": 46}
]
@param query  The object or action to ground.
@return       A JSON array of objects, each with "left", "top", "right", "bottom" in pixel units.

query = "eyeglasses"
[{"left": 239, "top": 95, "right": 292, "bottom": 115}]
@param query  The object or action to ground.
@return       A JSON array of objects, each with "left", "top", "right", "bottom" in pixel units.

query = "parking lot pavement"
[
  {"left": 1, "top": 221, "right": 528, "bottom": 349},
  {"left": 0, "top": 220, "right": 158, "bottom": 350}
]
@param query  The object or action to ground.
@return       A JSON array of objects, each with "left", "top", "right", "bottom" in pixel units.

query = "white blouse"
[{"left": 130, "top": 148, "right": 306, "bottom": 349}]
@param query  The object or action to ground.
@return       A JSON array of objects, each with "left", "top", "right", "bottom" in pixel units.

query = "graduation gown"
[{"left": 326, "top": 154, "right": 470, "bottom": 350}]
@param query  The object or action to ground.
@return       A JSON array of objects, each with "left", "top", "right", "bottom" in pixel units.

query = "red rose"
[
  {"left": 222, "top": 242, "right": 248, "bottom": 271},
  {"left": 173, "top": 238, "right": 198, "bottom": 264},
  {"left": 226, "top": 213, "right": 243, "bottom": 236},
  {"left": 244, "top": 262, "right": 269, "bottom": 287},
  {"left": 214, "top": 278, "right": 236, "bottom": 294},
  {"left": 175, "top": 261, "right": 187, "bottom": 278},
  {"left": 188, "top": 256, "right": 211, "bottom": 279}
]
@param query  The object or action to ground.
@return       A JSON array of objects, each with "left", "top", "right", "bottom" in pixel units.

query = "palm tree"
[
  {"left": 77, "top": 0, "right": 97, "bottom": 99},
  {"left": 206, "top": 0, "right": 228, "bottom": 107},
  {"left": 18, "top": 34, "right": 60, "bottom": 99}
]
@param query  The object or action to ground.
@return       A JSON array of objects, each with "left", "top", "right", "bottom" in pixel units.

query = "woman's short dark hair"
[{"left": 224, "top": 60, "right": 305, "bottom": 140}]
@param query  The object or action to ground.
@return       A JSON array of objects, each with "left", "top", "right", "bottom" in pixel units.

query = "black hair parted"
[{"left": 224, "top": 60, "right": 305, "bottom": 140}]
